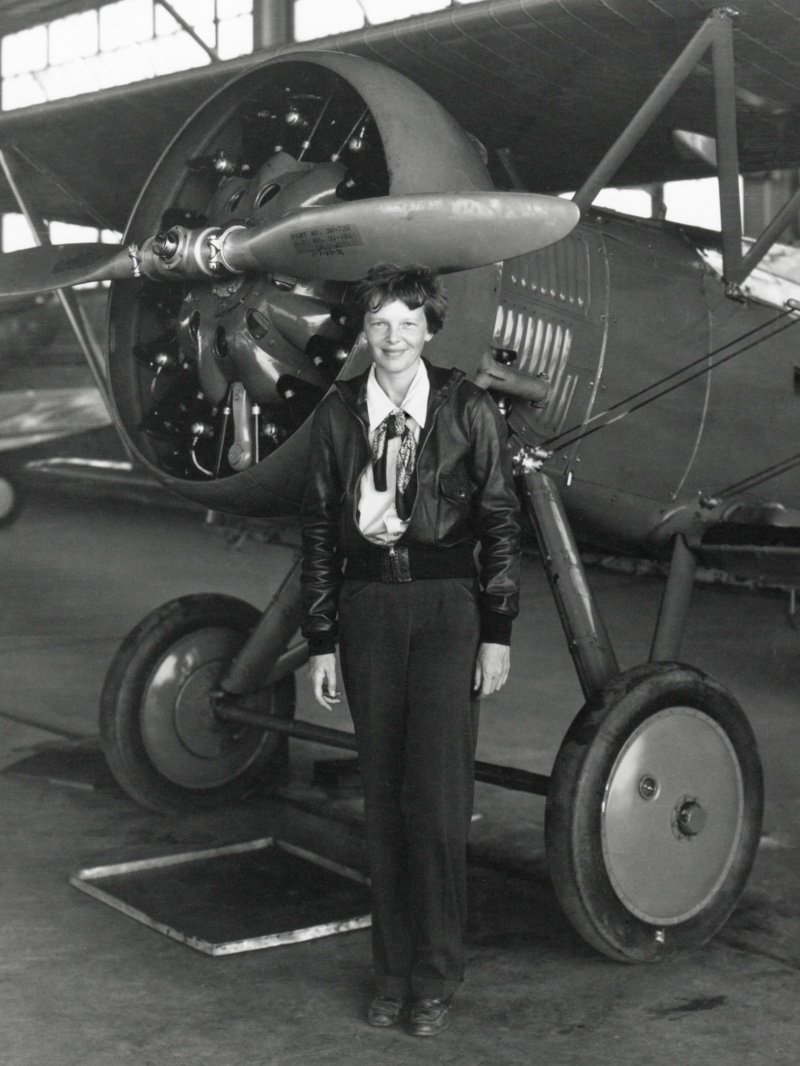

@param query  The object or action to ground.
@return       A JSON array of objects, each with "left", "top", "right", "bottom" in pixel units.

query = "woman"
[{"left": 300, "top": 263, "right": 521, "bottom": 1037}]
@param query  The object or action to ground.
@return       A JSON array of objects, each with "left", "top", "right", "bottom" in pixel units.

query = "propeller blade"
[
  {"left": 221, "top": 192, "right": 580, "bottom": 281},
  {"left": 0, "top": 243, "right": 132, "bottom": 296}
]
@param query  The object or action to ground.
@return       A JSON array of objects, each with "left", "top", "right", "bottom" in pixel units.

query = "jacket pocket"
[
  {"left": 452, "top": 576, "right": 479, "bottom": 603},
  {"left": 436, "top": 472, "right": 476, "bottom": 542}
]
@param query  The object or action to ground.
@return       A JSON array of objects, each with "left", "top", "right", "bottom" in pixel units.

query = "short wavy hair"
[{"left": 351, "top": 263, "right": 448, "bottom": 335}]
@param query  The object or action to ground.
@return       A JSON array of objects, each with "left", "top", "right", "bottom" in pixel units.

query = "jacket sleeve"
[
  {"left": 300, "top": 397, "right": 344, "bottom": 656},
  {"left": 469, "top": 390, "right": 522, "bottom": 645}
]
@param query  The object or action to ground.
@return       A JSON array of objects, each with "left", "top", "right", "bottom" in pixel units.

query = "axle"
[{"left": 214, "top": 701, "right": 550, "bottom": 796}]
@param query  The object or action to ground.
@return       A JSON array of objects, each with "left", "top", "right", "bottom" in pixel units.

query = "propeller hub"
[
  {"left": 153, "top": 228, "right": 181, "bottom": 261},
  {"left": 141, "top": 225, "right": 227, "bottom": 280}
]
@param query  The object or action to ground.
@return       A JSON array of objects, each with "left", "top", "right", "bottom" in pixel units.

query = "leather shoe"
[
  {"left": 408, "top": 997, "right": 452, "bottom": 1037},
  {"left": 367, "top": 995, "right": 404, "bottom": 1028}
]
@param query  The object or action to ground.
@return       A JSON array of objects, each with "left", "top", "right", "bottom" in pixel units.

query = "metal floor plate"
[{"left": 70, "top": 837, "right": 371, "bottom": 955}]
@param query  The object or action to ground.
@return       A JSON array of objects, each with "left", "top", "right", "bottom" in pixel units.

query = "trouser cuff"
[{"left": 410, "top": 978, "right": 461, "bottom": 1001}]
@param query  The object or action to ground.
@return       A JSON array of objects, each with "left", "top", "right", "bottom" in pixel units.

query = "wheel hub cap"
[
  {"left": 602, "top": 707, "right": 744, "bottom": 924},
  {"left": 141, "top": 627, "right": 266, "bottom": 788},
  {"left": 174, "top": 662, "right": 230, "bottom": 758}
]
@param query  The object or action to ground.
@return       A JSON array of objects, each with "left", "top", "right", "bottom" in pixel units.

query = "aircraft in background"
[
  {"left": 0, "top": 290, "right": 115, "bottom": 523},
  {"left": 0, "top": 0, "right": 798, "bottom": 963},
  {"left": 0, "top": 288, "right": 201, "bottom": 523}
]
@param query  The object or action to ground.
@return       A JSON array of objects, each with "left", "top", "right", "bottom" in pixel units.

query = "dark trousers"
[{"left": 338, "top": 576, "right": 481, "bottom": 1001}]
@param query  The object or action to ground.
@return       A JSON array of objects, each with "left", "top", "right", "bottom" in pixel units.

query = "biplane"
[{"left": 1, "top": 0, "right": 799, "bottom": 964}]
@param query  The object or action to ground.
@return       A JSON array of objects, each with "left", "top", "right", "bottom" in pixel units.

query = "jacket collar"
[
  {"left": 335, "top": 359, "right": 464, "bottom": 427},
  {"left": 365, "top": 361, "right": 430, "bottom": 430}
]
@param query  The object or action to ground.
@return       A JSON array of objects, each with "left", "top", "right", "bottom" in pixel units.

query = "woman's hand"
[
  {"left": 309, "top": 653, "right": 342, "bottom": 710},
  {"left": 473, "top": 642, "right": 510, "bottom": 698}
]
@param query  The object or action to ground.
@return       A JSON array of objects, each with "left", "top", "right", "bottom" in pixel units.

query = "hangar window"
[
  {"left": 0, "top": 0, "right": 254, "bottom": 111},
  {"left": 293, "top": 0, "right": 485, "bottom": 41},
  {"left": 2, "top": 214, "right": 120, "bottom": 262}
]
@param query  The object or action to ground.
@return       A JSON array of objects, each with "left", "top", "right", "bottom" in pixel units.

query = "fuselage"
[{"left": 496, "top": 210, "right": 800, "bottom": 558}]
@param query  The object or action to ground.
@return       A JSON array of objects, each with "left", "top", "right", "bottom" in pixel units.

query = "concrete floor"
[{"left": 1, "top": 490, "right": 798, "bottom": 1065}]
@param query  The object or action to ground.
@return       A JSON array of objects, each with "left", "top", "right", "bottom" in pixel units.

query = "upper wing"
[
  {"left": 332, "top": 0, "right": 800, "bottom": 194},
  {"left": 1, "top": 0, "right": 799, "bottom": 228}
]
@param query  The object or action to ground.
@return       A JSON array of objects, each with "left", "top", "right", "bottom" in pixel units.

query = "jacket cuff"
[
  {"left": 480, "top": 610, "right": 512, "bottom": 646},
  {"left": 307, "top": 634, "right": 336, "bottom": 656}
]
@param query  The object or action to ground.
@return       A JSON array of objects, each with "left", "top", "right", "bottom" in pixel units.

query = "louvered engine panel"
[{"left": 499, "top": 226, "right": 606, "bottom": 454}]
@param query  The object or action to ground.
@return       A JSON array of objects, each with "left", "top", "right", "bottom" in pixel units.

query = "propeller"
[
  {"left": 219, "top": 191, "right": 580, "bottom": 280},
  {"left": 0, "top": 191, "right": 580, "bottom": 297}
]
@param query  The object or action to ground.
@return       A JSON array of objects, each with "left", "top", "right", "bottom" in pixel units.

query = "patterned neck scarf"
[{"left": 371, "top": 410, "right": 417, "bottom": 520}]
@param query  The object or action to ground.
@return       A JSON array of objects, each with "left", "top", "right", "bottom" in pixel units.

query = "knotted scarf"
[{"left": 371, "top": 410, "right": 417, "bottom": 520}]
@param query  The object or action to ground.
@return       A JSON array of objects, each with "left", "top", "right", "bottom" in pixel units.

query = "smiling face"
[{"left": 363, "top": 299, "right": 433, "bottom": 391}]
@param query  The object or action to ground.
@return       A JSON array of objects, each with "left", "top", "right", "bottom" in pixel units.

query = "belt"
[{"left": 344, "top": 542, "right": 476, "bottom": 583}]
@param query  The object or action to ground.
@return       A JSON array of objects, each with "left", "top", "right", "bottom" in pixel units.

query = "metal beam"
[
  {"left": 155, "top": 0, "right": 220, "bottom": 63},
  {"left": 352, "top": 0, "right": 373, "bottom": 26},
  {"left": 253, "top": 0, "right": 293, "bottom": 50},
  {"left": 573, "top": 11, "right": 726, "bottom": 214}
]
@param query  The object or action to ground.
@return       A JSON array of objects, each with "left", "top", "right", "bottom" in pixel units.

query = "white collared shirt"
[{"left": 357, "top": 361, "right": 429, "bottom": 543}]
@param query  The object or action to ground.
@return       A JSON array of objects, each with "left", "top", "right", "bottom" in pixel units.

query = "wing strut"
[
  {"left": 572, "top": 7, "right": 745, "bottom": 286},
  {"left": 711, "top": 10, "right": 743, "bottom": 287},
  {"left": 728, "top": 185, "right": 800, "bottom": 287}
]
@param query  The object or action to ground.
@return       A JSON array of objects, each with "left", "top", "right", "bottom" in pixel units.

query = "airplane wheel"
[
  {"left": 100, "top": 594, "right": 295, "bottom": 814},
  {"left": 0, "top": 475, "right": 20, "bottom": 526},
  {"left": 545, "top": 662, "right": 763, "bottom": 962}
]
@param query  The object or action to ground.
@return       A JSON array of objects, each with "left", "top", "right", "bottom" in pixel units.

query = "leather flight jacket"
[{"left": 300, "top": 361, "right": 522, "bottom": 655}]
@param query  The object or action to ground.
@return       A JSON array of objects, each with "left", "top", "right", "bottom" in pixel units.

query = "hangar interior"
[{"left": 0, "top": 2, "right": 799, "bottom": 1064}]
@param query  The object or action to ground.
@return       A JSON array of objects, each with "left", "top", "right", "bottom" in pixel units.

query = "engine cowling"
[{"left": 107, "top": 52, "right": 500, "bottom": 516}]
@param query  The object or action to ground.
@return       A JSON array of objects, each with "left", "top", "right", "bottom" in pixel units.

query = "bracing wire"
[
  {"left": 714, "top": 450, "right": 800, "bottom": 500},
  {"left": 540, "top": 306, "right": 800, "bottom": 453}
]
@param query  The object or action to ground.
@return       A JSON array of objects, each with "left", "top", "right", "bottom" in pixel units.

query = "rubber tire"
[
  {"left": 100, "top": 593, "right": 295, "bottom": 814},
  {"left": 545, "top": 661, "right": 763, "bottom": 962},
  {"left": 0, "top": 475, "right": 21, "bottom": 527}
]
